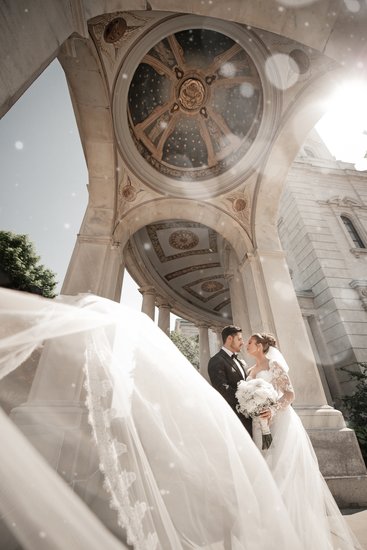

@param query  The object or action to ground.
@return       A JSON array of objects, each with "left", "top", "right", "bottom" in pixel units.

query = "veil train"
[{"left": 0, "top": 289, "right": 306, "bottom": 549}]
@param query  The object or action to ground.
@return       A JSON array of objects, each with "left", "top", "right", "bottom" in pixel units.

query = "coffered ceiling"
[{"left": 127, "top": 220, "right": 232, "bottom": 324}]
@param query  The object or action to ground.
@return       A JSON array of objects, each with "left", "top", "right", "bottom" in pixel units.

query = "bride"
[
  {"left": 245, "top": 332, "right": 361, "bottom": 550},
  {"left": 0, "top": 289, "right": 307, "bottom": 550}
]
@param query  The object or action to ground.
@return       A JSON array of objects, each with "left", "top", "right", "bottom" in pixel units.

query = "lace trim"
[
  {"left": 83, "top": 334, "right": 158, "bottom": 550},
  {"left": 269, "top": 361, "right": 295, "bottom": 413}
]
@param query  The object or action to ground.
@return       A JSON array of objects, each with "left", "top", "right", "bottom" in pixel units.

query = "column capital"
[
  {"left": 240, "top": 248, "right": 287, "bottom": 268},
  {"left": 209, "top": 324, "right": 223, "bottom": 333},
  {"left": 156, "top": 295, "right": 172, "bottom": 309},
  {"left": 138, "top": 285, "right": 156, "bottom": 296},
  {"left": 223, "top": 271, "right": 234, "bottom": 282}
]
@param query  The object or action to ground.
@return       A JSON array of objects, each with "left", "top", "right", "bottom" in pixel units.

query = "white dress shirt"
[{"left": 221, "top": 346, "right": 246, "bottom": 378}]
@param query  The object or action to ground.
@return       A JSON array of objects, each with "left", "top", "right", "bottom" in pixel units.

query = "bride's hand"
[{"left": 259, "top": 408, "right": 272, "bottom": 420}]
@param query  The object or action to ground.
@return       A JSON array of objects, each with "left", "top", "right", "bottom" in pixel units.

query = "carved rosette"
[
  {"left": 169, "top": 230, "right": 199, "bottom": 250},
  {"left": 117, "top": 176, "right": 139, "bottom": 217},
  {"left": 89, "top": 11, "right": 148, "bottom": 66},
  {"left": 225, "top": 190, "right": 252, "bottom": 236},
  {"left": 201, "top": 281, "right": 224, "bottom": 293}
]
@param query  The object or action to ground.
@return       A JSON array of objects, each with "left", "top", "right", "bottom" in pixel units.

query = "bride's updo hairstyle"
[{"left": 252, "top": 333, "right": 277, "bottom": 353}]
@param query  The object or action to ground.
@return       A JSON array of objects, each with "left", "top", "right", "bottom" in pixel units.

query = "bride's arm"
[{"left": 271, "top": 361, "right": 295, "bottom": 412}]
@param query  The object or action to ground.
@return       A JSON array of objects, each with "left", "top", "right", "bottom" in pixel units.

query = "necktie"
[{"left": 231, "top": 353, "right": 238, "bottom": 360}]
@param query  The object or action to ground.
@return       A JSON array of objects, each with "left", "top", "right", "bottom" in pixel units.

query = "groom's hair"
[{"left": 221, "top": 325, "right": 242, "bottom": 344}]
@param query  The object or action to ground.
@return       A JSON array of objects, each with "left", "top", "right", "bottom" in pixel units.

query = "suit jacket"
[{"left": 208, "top": 349, "right": 252, "bottom": 436}]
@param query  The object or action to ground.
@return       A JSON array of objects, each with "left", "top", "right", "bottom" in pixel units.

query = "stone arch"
[
  {"left": 113, "top": 198, "right": 253, "bottom": 325},
  {"left": 58, "top": 37, "right": 116, "bottom": 216},
  {"left": 114, "top": 198, "right": 252, "bottom": 260}
]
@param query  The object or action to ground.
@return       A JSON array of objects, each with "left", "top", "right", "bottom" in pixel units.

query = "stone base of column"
[
  {"left": 295, "top": 406, "right": 367, "bottom": 507},
  {"left": 296, "top": 404, "right": 346, "bottom": 429},
  {"left": 9, "top": 403, "right": 123, "bottom": 540},
  {"left": 325, "top": 476, "right": 367, "bottom": 508}
]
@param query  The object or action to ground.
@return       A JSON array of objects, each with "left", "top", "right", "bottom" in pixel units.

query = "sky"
[
  {"left": 0, "top": 60, "right": 142, "bottom": 312},
  {"left": 1, "top": 59, "right": 367, "bottom": 320}
]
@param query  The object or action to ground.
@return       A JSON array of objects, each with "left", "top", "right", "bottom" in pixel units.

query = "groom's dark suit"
[{"left": 208, "top": 349, "right": 252, "bottom": 436}]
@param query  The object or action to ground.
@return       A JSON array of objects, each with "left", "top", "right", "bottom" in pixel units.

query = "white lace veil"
[
  {"left": 0, "top": 289, "right": 306, "bottom": 550},
  {"left": 265, "top": 345, "right": 289, "bottom": 372}
]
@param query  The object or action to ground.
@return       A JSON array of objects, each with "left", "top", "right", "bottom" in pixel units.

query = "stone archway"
[{"left": 1, "top": 1, "right": 366, "bottom": 508}]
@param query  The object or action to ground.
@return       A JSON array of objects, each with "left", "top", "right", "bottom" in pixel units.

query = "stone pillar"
[
  {"left": 239, "top": 252, "right": 275, "bottom": 334},
  {"left": 212, "top": 327, "right": 223, "bottom": 353},
  {"left": 139, "top": 286, "right": 156, "bottom": 320},
  {"left": 62, "top": 235, "right": 125, "bottom": 300},
  {"left": 303, "top": 313, "right": 336, "bottom": 406},
  {"left": 225, "top": 271, "right": 251, "bottom": 338},
  {"left": 247, "top": 249, "right": 328, "bottom": 408},
  {"left": 157, "top": 298, "right": 171, "bottom": 336},
  {"left": 97, "top": 242, "right": 125, "bottom": 301},
  {"left": 239, "top": 247, "right": 367, "bottom": 505},
  {"left": 240, "top": 249, "right": 327, "bottom": 406},
  {"left": 198, "top": 324, "right": 210, "bottom": 381},
  {"left": 9, "top": 330, "right": 118, "bottom": 533}
]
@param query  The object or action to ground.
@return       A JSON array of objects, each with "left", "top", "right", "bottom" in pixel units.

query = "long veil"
[{"left": 0, "top": 289, "right": 306, "bottom": 549}]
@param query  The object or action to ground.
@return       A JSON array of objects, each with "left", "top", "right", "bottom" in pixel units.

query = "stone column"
[
  {"left": 97, "top": 242, "right": 125, "bottom": 301},
  {"left": 303, "top": 313, "right": 337, "bottom": 405},
  {"left": 198, "top": 324, "right": 210, "bottom": 382},
  {"left": 139, "top": 286, "right": 156, "bottom": 320},
  {"left": 157, "top": 298, "right": 171, "bottom": 336},
  {"left": 62, "top": 235, "right": 124, "bottom": 299},
  {"left": 212, "top": 327, "right": 223, "bottom": 353},
  {"left": 10, "top": 330, "right": 115, "bottom": 530},
  {"left": 239, "top": 247, "right": 367, "bottom": 505},
  {"left": 225, "top": 272, "right": 251, "bottom": 337},
  {"left": 241, "top": 249, "right": 328, "bottom": 408},
  {"left": 239, "top": 252, "right": 275, "bottom": 334}
]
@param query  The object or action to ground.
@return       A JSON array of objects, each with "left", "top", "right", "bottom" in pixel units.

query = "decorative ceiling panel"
[
  {"left": 145, "top": 222, "right": 217, "bottom": 262},
  {"left": 128, "top": 28, "right": 263, "bottom": 182},
  {"left": 131, "top": 220, "right": 232, "bottom": 322}
]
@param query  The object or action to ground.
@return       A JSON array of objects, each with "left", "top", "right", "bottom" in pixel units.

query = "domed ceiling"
[
  {"left": 127, "top": 28, "right": 263, "bottom": 182},
  {"left": 128, "top": 220, "right": 233, "bottom": 324},
  {"left": 112, "top": 17, "right": 269, "bottom": 324}
]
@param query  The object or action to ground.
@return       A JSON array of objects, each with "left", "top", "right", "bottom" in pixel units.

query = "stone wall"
[{"left": 279, "top": 131, "right": 367, "bottom": 402}]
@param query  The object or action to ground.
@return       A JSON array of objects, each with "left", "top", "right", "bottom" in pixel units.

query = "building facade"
[{"left": 280, "top": 130, "right": 367, "bottom": 406}]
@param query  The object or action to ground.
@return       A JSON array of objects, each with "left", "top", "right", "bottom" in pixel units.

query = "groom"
[{"left": 208, "top": 325, "right": 252, "bottom": 436}]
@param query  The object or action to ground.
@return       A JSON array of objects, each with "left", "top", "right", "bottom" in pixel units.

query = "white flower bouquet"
[{"left": 235, "top": 378, "right": 278, "bottom": 449}]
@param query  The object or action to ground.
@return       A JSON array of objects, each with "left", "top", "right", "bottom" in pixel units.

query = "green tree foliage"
[
  {"left": 170, "top": 331, "right": 199, "bottom": 369},
  {"left": 341, "top": 363, "right": 367, "bottom": 464},
  {"left": 0, "top": 231, "right": 57, "bottom": 298}
]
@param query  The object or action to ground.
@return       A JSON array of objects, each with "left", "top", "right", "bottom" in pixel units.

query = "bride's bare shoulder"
[{"left": 246, "top": 366, "right": 255, "bottom": 378}]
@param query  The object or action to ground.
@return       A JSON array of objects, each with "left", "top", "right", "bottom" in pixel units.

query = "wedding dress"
[
  {"left": 251, "top": 354, "right": 361, "bottom": 550},
  {"left": 0, "top": 288, "right": 306, "bottom": 550}
]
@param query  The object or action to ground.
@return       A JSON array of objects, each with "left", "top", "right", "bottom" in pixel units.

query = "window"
[{"left": 341, "top": 215, "right": 365, "bottom": 248}]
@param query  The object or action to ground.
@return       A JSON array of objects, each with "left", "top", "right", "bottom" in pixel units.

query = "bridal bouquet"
[{"left": 235, "top": 379, "right": 278, "bottom": 449}]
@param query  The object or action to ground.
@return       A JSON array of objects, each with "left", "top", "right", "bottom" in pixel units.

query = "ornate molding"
[
  {"left": 226, "top": 187, "right": 252, "bottom": 232},
  {"left": 318, "top": 195, "right": 366, "bottom": 209},
  {"left": 350, "top": 248, "right": 367, "bottom": 258},
  {"left": 350, "top": 279, "right": 367, "bottom": 310},
  {"left": 113, "top": 14, "right": 282, "bottom": 199},
  {"left": 89, "top": 11, "right": 148, "bottom": 67}
]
